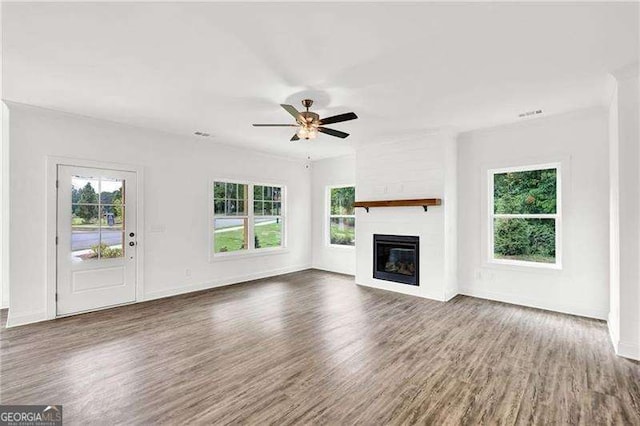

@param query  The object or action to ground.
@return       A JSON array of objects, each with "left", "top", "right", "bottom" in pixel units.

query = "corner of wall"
[
  {"left": 443, "top": 133, "right": 459, "bottom": 300},
  {"left": 1, "top": 102, "right": 9, "bottom": 310},
  {"left": 310, "top": 155, "right": 356, "bottom": 275},
  {"left": 607, "top": 62, "right": 639, "bottom": 361},
  {"left": 608, "top": 310, "right": 619, "bottom": 348}
]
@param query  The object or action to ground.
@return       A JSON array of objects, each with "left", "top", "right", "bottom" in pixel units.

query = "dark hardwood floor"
[{"left": 1, "top": 270, "right": 638, "bottom": 424}]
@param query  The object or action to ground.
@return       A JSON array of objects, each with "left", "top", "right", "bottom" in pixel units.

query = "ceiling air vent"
[
  {"left": 194, "top": 131, "right": 211, "bottom": 137},
  {"left": 518, "top": 109, "right": 543, "bottom": 118}
]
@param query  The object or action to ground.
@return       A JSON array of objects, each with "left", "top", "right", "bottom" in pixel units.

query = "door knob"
[{"left": 129, "top": 241, "right": 135, "bottom": 247}]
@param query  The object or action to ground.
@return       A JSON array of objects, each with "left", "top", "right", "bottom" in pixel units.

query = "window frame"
[
  {"left": 210, "top": 178, "right": 287, "bottom": 261},
  {"left": 326, "top": 184, "right": 356, "bottom": 248},
  {"left": 487, "top": 162, "right": 562, "bottom": 270}
]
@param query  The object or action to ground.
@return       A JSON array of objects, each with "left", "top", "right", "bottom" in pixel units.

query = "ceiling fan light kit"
[{"left": 253, "top": 99, "right": 358, "bottom": 142}]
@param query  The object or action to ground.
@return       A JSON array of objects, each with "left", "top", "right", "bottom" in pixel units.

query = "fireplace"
[{"left": 373, "top": 234, "right": 419, "bottom": 286}]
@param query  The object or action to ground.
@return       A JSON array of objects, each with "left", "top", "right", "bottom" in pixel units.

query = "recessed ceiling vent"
[
  {"left": 518, "top": 109, "right": 543, "bottom": 118},
  {"left": 194, "top": 131, "right": 211, "bottom": 137}
]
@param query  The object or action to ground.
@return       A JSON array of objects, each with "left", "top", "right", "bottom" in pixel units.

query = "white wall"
[
  {"left": 0, "top": 103, "right": 8, "bottom": 309},
  {"left": 457, "top": 107, "right": 610, "bottom": 319},
  {"left": 608, "top": 65, "right": 639, "bottom": 360},
  {"left": 311, "top": 156, "right": 356, "bottom": 275},
  {"left": 7, "top": 103, "right": 312, "bottom": 326},
  {"left": 0, "top": 2, "right": 7, "bottom": 309},
  {"left": 355, "top": 133, "right": 457, "bottom": 301}
]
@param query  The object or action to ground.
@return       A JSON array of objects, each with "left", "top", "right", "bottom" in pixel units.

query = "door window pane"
[
  {"left": 330, "top": 217, "right": 355, "bottom": 246},
  {"left": 254, "top": 218, "right": 282, "bottom": 249},
  {"left": 71, "top": 175, "right": 127, "bottom": 261},
  {"left": 72, "top": 176, "right": 99, "bottom": 204},
  {"left": 493, "top": 218, "right": 556, "bottom": 264},
  {"left": 100, "top": 178, "right": 124, "bottom": 205},
  {"left": 214, "top": 218, "right": 247, "bottom": 253},
  {"left": 98, "top": 206, "right": 124, "bottom": 258},
  {"left": 71, "top": 204, "right": 99, "bottom": 261},
  {"left": 101, "top": 204, "right": 124, "bottom": 226}
]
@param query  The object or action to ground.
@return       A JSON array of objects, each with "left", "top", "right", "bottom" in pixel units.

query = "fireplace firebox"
[{"left": 373, "top": 234, "right": 419, "bottom": 286}]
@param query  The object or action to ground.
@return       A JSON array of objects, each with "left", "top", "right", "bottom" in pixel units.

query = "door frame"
[{"left": 46, "top": 156, "right": 145, "bottom": 320}]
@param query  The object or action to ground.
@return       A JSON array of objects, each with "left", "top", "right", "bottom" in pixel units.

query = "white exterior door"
[{"left": 56, "top": 165, "right": 137, "bottom": 315}]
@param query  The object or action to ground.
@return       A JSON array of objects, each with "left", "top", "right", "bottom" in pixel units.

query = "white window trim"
[
  {"left": 326, "top": 184, "right": 356, "bottom": 248},
  {"left": 209, "top": 178, "right": 287, "bottom": 261},
  {"left": 487, "top": 162, "right": 562, "bottom": 270}
]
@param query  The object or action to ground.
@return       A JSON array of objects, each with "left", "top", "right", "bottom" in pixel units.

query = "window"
[
  {"left": 213, "top": 182, "right": 248, "bottom": 254},
  {"left": 328, "top": 185, "right": 355, "bottom": 246},
  {"left": 489, "top": 164, "right": 560, "bottom": 268},
  {"left": 212, "top": 180, "right": 285, "bottom": 256},
  {"left": 253, "top": 185, "right": 283, "bottom": 249}
]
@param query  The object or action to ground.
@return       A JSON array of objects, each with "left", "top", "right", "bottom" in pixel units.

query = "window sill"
[
  {"left": 327, "top": 244, "right": 355, "bottom": 249},
  {"left": 485, "top": 259, "right": 562, "bottom": 272},
  {"left": 210, "top": 247, "right": 289, "bottom": 262}
]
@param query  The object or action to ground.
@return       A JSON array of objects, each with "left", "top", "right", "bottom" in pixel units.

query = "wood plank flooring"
[{"left": 1, "top": 270, "right": 638, "bottom": 424}]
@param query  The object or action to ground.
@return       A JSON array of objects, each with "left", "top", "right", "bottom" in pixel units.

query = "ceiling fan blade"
[
  {"left": 290, "top": 133, "right": 300, "bottom": 141},
  {"left": 281, "top": 104, "right": 303, "bottom": 123},
  {"left": 318, "top": 127, "right": 349, "bottom": 139},
  {"left": 319, "top": 112, "right": 358, "bottom": 125},
  {"left": 253, "top": 124, "right": 298, "bottom": 127}
]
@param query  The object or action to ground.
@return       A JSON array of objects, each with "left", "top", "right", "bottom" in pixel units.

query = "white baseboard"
[
  {"left": 356, "top": 279, "right": 446, "bottom": 302},
  {"left": 444, "top": 288, "right": 458, "bottom": 302},
  {"left": 458, "top": 286, "right": 608, "bottom": 320},
  {"left": 144, "top": 264, "right": 312, "bottom": 301},
  {"left": 608, "top": 311, "right": 619, "bottom": 348},
  {"left": 616, "top": 340, "right": 640, "bottom": 361},
  {"left": 609, "top": 312, "right": 640, "bottom": 361},
  {"left": 311, "top": 264, "right": 355, "bottom": 276},
  {"left": 6, "top": 310, "right": 48, "bottom": 328},
  {"left": 5, "top": 265, "right": 312, "bottom": 327}
]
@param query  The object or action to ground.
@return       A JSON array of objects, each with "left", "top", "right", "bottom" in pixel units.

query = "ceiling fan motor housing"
[{"left": 300, "top": 111, "right": 320, "bottom": 125}]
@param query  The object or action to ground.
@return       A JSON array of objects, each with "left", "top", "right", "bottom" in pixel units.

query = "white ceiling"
[{"left": 2, "top": 2, "right": 638, "bottom": 159}]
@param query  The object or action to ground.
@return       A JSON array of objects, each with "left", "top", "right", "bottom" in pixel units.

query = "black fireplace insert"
[{"left": 373, "top": 234, "right": 419, "bottom": 286}]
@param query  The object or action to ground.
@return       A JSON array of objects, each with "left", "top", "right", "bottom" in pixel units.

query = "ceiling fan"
[{"left": 253, "top": 99, "right": 358, "bottom": 141}]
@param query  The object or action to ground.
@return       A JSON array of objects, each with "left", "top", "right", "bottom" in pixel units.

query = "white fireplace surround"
[{"left": 355, "top": 132, "right": 458, "bottom": 301}]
